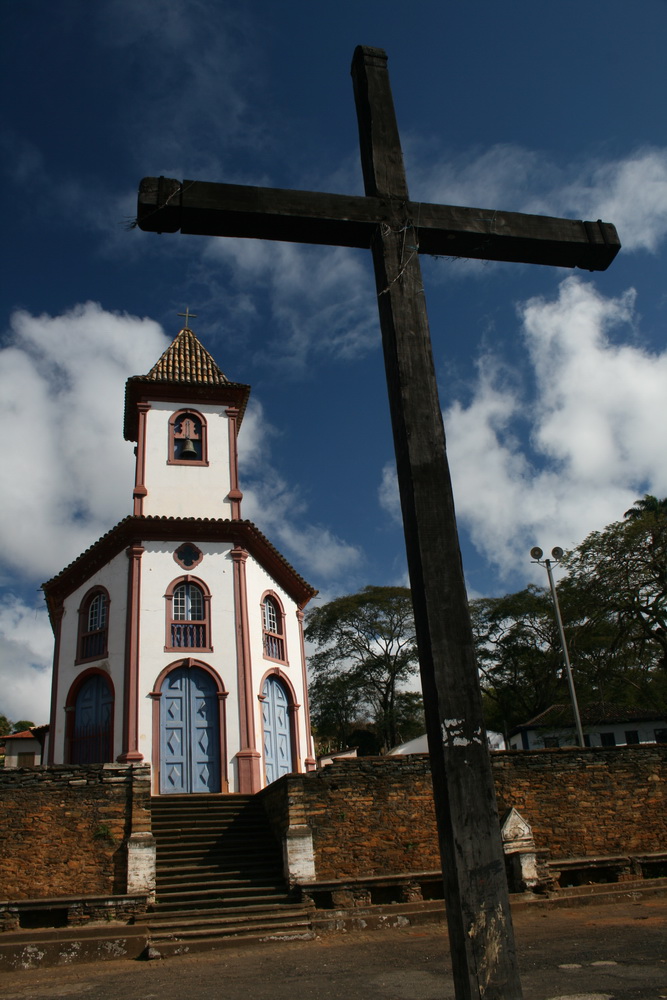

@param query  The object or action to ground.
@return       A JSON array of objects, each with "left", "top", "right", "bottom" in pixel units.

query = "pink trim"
[
  {"left": 258, "top": 668, "right": 302, "bottom": 777},
  {"left": 167, "top": 408, "right": 209, "bottom": 466},
  {"left": 226, "top": 406, "right": 243, "bottom": 518},
  {"left": 173, "top": 542, "right": 203, "bottom": 571},
  {"left": 297, "top": 609, "right": 316, "bottom": 770},
  {"left": 118, "top": 543, "right": 144, "bottom": 763},
  {"left": 47, "top": 606, "right": 64, "bottom": 765},
  {"left": 150, "top": 658, "right": 229, "bottom": 794},
  {"left": 164, "top": 574, "right": 213, "bottom": 653},
  {"left": 75, "top": 586, "right": 111, "bottom": 665},
  {"left": 231, "top": 544, "right": 261, "bottom": 793},
  {"left": 133, "top": 402, "right": 150, "bottom": 515},
  {"left": 259, "top": 590, "right": 288, "bottom": 664},
  {"left": 64, "top": 668, "right": 116, "bottom": 764}
]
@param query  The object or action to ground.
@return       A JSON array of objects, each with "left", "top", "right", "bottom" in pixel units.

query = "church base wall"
[
  {"left": 259, "top": 746, "right": 667, "bottom": 886},
  {"left": 0, "top": 764, "right": 152, "bottom": 902}
]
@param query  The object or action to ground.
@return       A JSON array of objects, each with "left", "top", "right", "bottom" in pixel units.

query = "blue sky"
[{"left": 2, "top": 0, "right": 667, "bottom": 721}]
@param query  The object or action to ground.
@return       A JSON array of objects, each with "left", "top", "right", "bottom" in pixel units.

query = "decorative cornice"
[{"left": 42, "top": 515, "right": 317, "bottom": 622}]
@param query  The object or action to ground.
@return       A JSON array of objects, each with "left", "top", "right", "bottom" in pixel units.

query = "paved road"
[{"left": 1, "top": 896, "right": 665, "bottom": 1000}]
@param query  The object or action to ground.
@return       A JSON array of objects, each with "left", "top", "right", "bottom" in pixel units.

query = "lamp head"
[{"left": 530, "top": 546, "right": 543, "bottom": 561}]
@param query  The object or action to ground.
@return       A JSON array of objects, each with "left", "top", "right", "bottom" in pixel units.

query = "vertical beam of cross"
[{"left": 352, "top": 47, "right": 522, "bottom": 999}]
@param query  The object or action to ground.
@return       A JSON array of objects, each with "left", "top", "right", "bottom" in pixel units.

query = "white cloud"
[
  {"left": 0, "top": 596, "right": 53, "bottom": 724},
  {"left": 560, "top": 150, "right": 667, "bottom": 253},
  {"left": 204, "top": 238, "right": 378, "bottom": 369},
  {"left": 239, "top": 400, "right": 363, "bottom": 581},
  {"left": 443, "top": 277, "right": 667, "bottom": 579},
  {"left": 378, "top": 461, "right": 402, "bottom": 524},
  {"left": 409, "top": 143, "right": 667, "bottom": 259},
  {"left": 0, "top": 303, "right": 169, "bottom": 580}
]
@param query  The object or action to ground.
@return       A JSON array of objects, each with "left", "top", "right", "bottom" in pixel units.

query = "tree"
[
  {"left": 12, "top": 720, "right": 36, "bottom": 733},
  {"left": 305, "top": 586, "right": 420, "bottom": 752},
  {"left": 562, "top": 496, "right": 666, "bottom": 680},
  {"left": 472, "top": 497, "right": 667, "bottom": 732},
  {"left": 471, "top": 585, "right": 566, "bottom": 734}
]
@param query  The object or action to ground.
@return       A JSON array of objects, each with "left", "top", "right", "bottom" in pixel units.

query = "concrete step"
[
  {"left": 148, "top": 901, "right": 307, "bottom": 925},
  {"left": 146, "top": 926, "right": 316, "bottom": 959},
  {"left": 153, "top": 892, "right": 293, "bottom": 914},
  {"left": 150, "top": 908, "right": 311, "bottom": 937}
]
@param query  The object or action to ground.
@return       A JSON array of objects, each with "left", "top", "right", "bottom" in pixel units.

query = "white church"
[{"left": 43, "top": 324, "right": 317, "bottom": 794}]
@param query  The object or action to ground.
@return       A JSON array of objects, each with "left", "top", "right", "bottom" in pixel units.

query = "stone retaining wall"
[
  {"left": 259, "top": 746, "right": 666, "bottom": 882},
  {"left": 0, "top": 764, "right": 151, "bottom": 901}
]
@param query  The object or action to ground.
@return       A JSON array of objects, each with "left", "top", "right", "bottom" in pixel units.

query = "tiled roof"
[
  {"left": 123, "top": 327, "right": 251, "bottom": 439},
  {"left": 514, "top": 703, "right": 666, "bottom": 732},
  {"left": 143, "top": 327, "right": 231, "bottom": 385}
]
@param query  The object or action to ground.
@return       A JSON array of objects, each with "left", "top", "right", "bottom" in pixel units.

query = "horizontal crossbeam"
[{"left": 137, "top": 176, "right": 620, "bottom": 272}]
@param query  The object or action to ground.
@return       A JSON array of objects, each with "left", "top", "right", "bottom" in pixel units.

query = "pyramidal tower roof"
[
  {"left": 145, "top": 326, "right": 231, "bottom": 385},
  {"left": 123, "top": 326, "right": 251, "bottom": 440}
]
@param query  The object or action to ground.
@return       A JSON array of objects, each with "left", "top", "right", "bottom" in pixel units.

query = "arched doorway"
[
  {"left": 69, "top": 673, "right": 114, "bottom": 763},
  {"left": 159, "top": 664, "right": 221, "bottom": 793},
  {"left": 261, "top": 675, "right": 293, "bottom": 784}
]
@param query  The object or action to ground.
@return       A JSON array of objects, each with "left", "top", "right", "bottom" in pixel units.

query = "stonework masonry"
[
  {"left": 260, "top": 747, "right": 666, "bottom": 882},
  {"left": 0, "top": 764, "right": 151, "bottom": 902},
  {"left": 1, "top": 749, "right": 664, "bottom": 906}
]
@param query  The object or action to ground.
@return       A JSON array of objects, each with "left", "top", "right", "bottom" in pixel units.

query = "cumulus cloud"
[
  {"left": 203, "top": 238, "right": 378, "bottom": 370},
  {"left": 0, "top": 303, "right": 169, "bottom": 580},
  {"left": 409, "top": 143, "right": 667, "bottom": 259},
  {"left": 378, "top": 277, "right": 667, "bottom": 584},
  {"left": 0, "top": 596, "right": 54, "bottom": 723},
  {"left": 239, "top": 400, "right": 363, "bottom": 581},
  {"left": 451, "top": 277, "right": 667, "bottom": 577}
]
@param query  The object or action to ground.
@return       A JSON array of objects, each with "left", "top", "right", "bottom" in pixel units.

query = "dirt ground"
[{"left": 1, "top": 896, "right": 666, "bottom": 1000}]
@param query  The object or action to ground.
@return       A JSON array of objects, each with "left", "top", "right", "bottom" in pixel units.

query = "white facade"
[
  {"left": 44, "top": 327, "right": 316, "bottom": 793},
  {"left": 509, "top": 720, "right": 667, "bottom": 751}
]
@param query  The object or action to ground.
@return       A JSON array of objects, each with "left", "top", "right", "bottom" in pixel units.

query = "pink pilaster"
[
  {"left": 226, "top": 406, "right": 243, "bottom": 519},
  {"left": 46, "top": 605, "right": 64, "bottom": 764},
  {"left": 118, "top": 542, "right": 145, "bottom": 762},
  {"left": 132, "top": 403, "right": 150, "bottom": 515},
  {"left": 231, "top": 544, "right": 261, "bottom": 791}
]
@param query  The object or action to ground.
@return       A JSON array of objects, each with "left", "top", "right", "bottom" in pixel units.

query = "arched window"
[
  {"left": 77, "top": 588, "right": 109, "bottom": 663},
  {"left": 262, "top": 594, "right": 286, "bottom": 662},
  {"left": 168, "top": 410, "right": 208, "bottom": 464},
  {"left": 165, "top": 577, "right": 212, "bottom": 651}
]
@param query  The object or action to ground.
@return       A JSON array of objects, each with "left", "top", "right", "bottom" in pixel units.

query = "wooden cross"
[
  {"left": 177, "top": 307, "right": 197, "bottom": 328},
  {"left": 137, "top": 46, "right": 619, "bottom": 1000}
]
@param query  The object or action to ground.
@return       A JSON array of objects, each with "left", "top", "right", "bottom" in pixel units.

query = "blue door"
[
  {"left": 160, "top": 665, "right": 220, "bottom": 793},
  {"left": 71, "top": 674, "right": 113, "bottom": 763},
  {"left": 262, "top": 676, "right": 293, "bottom": 784}
]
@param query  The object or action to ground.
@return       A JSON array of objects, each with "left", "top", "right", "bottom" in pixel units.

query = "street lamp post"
[{"left": 530, "top": 546, "right": 586, "bottom": 748}]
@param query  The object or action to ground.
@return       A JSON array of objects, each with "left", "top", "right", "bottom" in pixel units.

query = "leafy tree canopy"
[
  {"left": 305, "top": 585, "right": 422, "bottom": 753},
  {"left": 472, "top": 496, "right": 667, "bottom": 734}
]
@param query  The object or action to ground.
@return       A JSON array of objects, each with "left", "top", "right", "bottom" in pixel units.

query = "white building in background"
[
  {"left": 508, "top": 704, "right": 667, "bottom": 750},
  {"left": 44, "top": 325, "right": 317, "bottom": 794}
]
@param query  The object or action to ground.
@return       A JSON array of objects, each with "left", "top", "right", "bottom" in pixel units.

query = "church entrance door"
[
  {"left": 262, "top": 676, "right": 292, "bottom": 784},
  {"left": 160, "top": 665, "right": 221, "bottom": 793}
]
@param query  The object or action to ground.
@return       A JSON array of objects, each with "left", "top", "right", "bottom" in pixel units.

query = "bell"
[{"left": 180, "top": 437, "right": 198, "bottom": 459}]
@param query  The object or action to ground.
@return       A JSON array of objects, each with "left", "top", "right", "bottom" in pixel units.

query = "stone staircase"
[{"left": 147, "top": 795, "right": 314, "bottom": 956}]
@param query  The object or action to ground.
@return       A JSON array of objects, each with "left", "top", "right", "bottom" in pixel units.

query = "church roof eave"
[
  {"left": 122, "top": 326, "right": 251, "bottom": 440},
  {"left": 123, "top": 377, "right": 251, "bottom": 440},
  {"left": 42, "top": 515, "right": 317, "bottom": 626}
]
